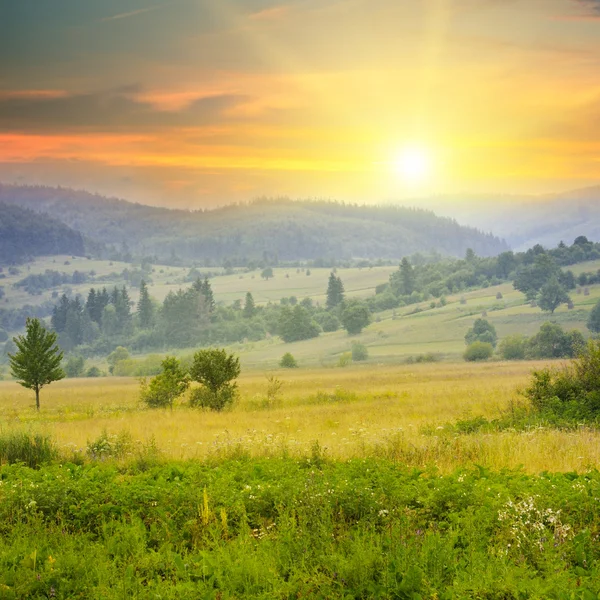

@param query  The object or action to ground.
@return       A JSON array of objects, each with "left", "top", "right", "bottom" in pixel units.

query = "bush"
[
  {"left": 64, "top": 355, "right": 85, "bottom": 378},
  {"left": 341, "top": 300, "right": 370, "bottom": 335},
  {"left": 140, "top": 356, "right": 190, "bottom": 409},
  {"left": 337, "top": 352, "right": 352, "bottom": 367},
  {"left": 464, "top": 341, "right": 494, "bottom": 362},
  {"left": 85, "top": 366, "right": 102, "bottom": 377},
  {"left": 465, "top": 318, "right": 498, "bottom": 348},
  {"left": 526, "top": 322, "right": 584, "bottom": 359},
  {"left": 279, "top": 352, "right": 298, "bottom": 368},
  {"left": 523, "top": 339, "right": 600, "bottom": 421},
  {"left": 351, "top": 341, "right": 369, "bottom": 361},
  {"left": 189, "top": 386, "right": 237, "bottom": 411},
  {"left": 498, "top": 334, "right": 527, "bottom": 360}
]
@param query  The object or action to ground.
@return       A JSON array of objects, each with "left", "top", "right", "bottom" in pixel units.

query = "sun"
[{"left": 392, "top": 147, "right": 432, "bottom": 184}]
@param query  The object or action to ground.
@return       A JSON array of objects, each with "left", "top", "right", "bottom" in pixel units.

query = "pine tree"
[
  {"left": 243, "top": 292, "right": 256, "bottom": 318},
  {"left": 51, "top": 294, "right": 70, "bottom": 333},
  {"left": 399, "top": 258, "right": 415, "bottom": 296},
  {"left": 200, "top": 278, "right": 215, "bottom": 312},
  {"left": 137, "top": 280, "right": 154, "bottom": 329},
  {"left": 326, "top": 273, "right": 345, "bottom": 309},
  {"left": 9, "top": 318, "right": 65, "bottom": 410}
]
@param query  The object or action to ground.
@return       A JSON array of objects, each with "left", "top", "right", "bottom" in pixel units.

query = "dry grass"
[{"left": 2, "top": 360, "right": 599, "bottom": 473}]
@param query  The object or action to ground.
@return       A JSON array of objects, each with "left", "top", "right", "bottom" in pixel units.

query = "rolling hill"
[
  {"left": 0, "top": 202, "right": 85, "bottom": 264},
  {"left": 0, "top": 184, "right": 508, "bottom": 262}
]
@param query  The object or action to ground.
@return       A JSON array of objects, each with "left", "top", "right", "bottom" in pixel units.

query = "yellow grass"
[{"left": 2, "top": 360, "right": 599, "bottom": 473}]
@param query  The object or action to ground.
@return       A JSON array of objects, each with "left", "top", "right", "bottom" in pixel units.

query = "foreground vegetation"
[
  {"left": 2, "top": 351, "right": 600, "bottom": 597},
  {"left": 2, "top": 457, "right": 600, "bottom": 599}
]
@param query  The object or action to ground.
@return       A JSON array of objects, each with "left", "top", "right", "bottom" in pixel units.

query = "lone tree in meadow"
[
  {"left": 341, "top": 300, "right": 371, "bottom": 335},
  {"left": 140, "top": 356, "right": 190, "bottom": 409},
  {"left": 9, "top": 317, "right": 65, "bottom": 410},
  {"left": 189, "top": 348, "right": 241, "bottom": 411}
]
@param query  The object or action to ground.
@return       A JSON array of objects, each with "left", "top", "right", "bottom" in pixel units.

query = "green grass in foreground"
[{"left": 1, "top": 455, "right": 600, "bottom": 599}]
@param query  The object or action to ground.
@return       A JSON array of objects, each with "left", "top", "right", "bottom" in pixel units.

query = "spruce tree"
[
  {"left": 9, "top": 318, "right": 65, "bottom": 410},
  {"left": 399, "top": 258, "right": 416, "bottom": 296},
  {"left": 243, "top": 292, "right": 256, "bottom": 318},
  {"left": 326, "top": 273, "right": 345, "bottom": 309},
  {"left": 137, "top": 280, "right": 154, "bottom": 329},
  {"left": 201, "top": 277, "right": 215, "bottom": 311}
]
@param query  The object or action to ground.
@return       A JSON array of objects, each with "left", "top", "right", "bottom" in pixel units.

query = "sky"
[{"left": 0, "top": 0, "right": 599, "bottom": 208}]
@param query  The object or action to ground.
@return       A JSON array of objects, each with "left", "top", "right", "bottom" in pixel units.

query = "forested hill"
[
  {"left": 0, "top": 202, "right": 85, "bottom": 264},
  {"left": 0, "top": 185, "right": 508, "bottom": 262}
]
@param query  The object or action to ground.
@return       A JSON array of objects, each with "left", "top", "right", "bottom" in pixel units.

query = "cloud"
[
  {"left": 100, "top": 4, "right": 170, "bottom": 22},
  {"left": 0, "top": 87, "right": 247, "bottom": 132},
  {"left": 574, "top": 0, "right": 600, "bottom": 13}
]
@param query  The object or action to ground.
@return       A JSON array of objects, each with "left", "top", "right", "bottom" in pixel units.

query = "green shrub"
[
  {"left": 87, "top": 429, "right": 133, "bottom": 460},
  {"left": 0, "top": 431, "right": 57, "bottom": 468},
  {"left": 464, "top": 341, "right": 493, "bottom": 362},
  {"left": 337, "top": 352, "right": 352, "bottom": 367},
  {"left": 189, "top": 385, "right": 237, "bottom": 411},
  {"left": 64, "top": 355, "right": 85, "bottom": 378},
  {"left": 351, "top": 341, "right": 369, "bottom": 361},
  {"left": 140, "top": 356, "right": 190, "bottom": 409},
  {"left": 498, "top": 334, "right": 527, "bottom": 360},
  {"left": 85, "top": 366, "right": 103, "bottom": 377},
  {"left": 523, "top": 339, "right": 600, "bottom": 421},
  {"left": 279, "top": 352, "right": 298, "bottom": 368},
  {"left": 465, "top": 318, "right": 498, "bottom": 348}
]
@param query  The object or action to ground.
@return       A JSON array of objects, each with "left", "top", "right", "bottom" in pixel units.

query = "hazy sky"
[{"left": 1, "top": 0, "right": 599, "bottom": 207}]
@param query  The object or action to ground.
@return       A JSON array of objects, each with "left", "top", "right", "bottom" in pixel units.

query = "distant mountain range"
[
  {"left": 0, "top": 202, "right": 85, "bottom": 264},
  {"left": 412, "top": 186, "right": 600, "bottom": 251},
  {"left": 0, "top": 184, "right": 508, "bottom": 262}
]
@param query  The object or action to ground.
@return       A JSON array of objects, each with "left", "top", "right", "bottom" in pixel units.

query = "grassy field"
[
  {"left": 0, "top": 254, "right": 395, "bottom": 312},
  {"left": 2, "top": 360, "right": 599, "bottom": 474}
]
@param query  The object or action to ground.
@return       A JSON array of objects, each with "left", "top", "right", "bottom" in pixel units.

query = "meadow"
[
  {"left": 2, "top": 360, "right": 599, "bottom": 473},
  {"left": 2, "top": 360, "right": 600, "bottom": 598}
]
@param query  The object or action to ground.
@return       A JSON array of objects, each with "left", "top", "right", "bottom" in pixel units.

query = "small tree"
[
  {"left": 261, "top": 267, "right": 274, "bottom": 280},
  {"left": 538, "top": 276, "right": 570, "bottom": 314},
  {"left": 588, "top": 299, "right": 600, "bottom": 334},
  {"left": 463, "top": 341, "right": 493, "bottom": 362},
  {"left": 140, "top": 356, "right": 190, "bottom": 409},
  {"left": 341, "top": 300, "right": 370, "bottom": 335},
  {"left": 351, "top": 341, "right": 369, "bottom": 361},
  {"left": 9, "top": 318, "right": 65, "bottom": 410},
  {"left": 64, "top": 355, "right": 85, "bottom": 378},
  {"left": 107, "top": 346, "right": 130, "bottom": 374},
  {"left": 498, "top": 334, "right": 527, "bottom": 360},
  {"left": 137, "top": 280, "right": 155, "bottom": 329},
  {"left": 279, "top": 352, "right": 298, "bottom": 368},
  {"left": 189, "top": 349, "right": 240, "bottom": 411},
  {"left": 243, "top": 292, "right": 256, "bottom": 319},
  {"left": 465, "top": 318, "right": 497, "bottom": 348}
]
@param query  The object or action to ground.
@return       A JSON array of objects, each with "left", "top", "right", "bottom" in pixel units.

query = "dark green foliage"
[
  {"left": 588, "top": 299, "right": 600, "bottom": 334},
  {"left": 278, "top": 305, "right": 320, "bottom": 343},
  {"left": 140, "top": 356, "right": 190, "bottom": 409},
  {"left": 107, "top": 346, "right": 130, "bottom": 374},
  {"left": 0, "top": 201, "right": 84, "bottom": 264},
  {"left": 194, "top": 277, "right": 215, "bottom": 312},
  {"left": 8, "top": 318, "right": 65, "bottom": 410},
  {"left": 523, "top": 339, "right": 600, "bottom": 421},
  {"left": 0, "top": 431, "right": 57, "bottom": 468},
  {"left": 279, "top": 352, "right": 298, "bottom": 368},
  {"left": 498, "top": 334, "right": 527, "bottom": 360},
  {"left": 538, "top": 276, "right": 570, "bottom": 314},
  {"left": 341, "top": 299, "right": 370, "bottom": 335},
  {"left": 463, "top": 341, "right": 494, "bottom": 361},
  {"left": 161, "top": 287, "right": 210, "bottom": 346},
  {"left": 189, "top": 348, "right": 240, "bottom": 411},
  {"left": 243, "top": 292, "right": 256, "bottom": 318},
  {"left": 136, "top": 280, "right": 154, "bottom": 329},
  {"left": 325, "top": 272, "right": 344, "bottom": 309},
  {"left": 261, "top": 267, "right": 274, "bottom": 280},
  {"left": 64, "top": 355, "right": 85, "bottom": 378},
  {"left": 526, "top": 322, "right": 584, "bottom": 359},
  {"left": 390, "top": 257, "right": 416, "bottom": 296},
  {"left": 85, "top": 366, "right": 102, "bottom": 377},
  {"left": 513, "top": 253, "right": 560, "bottom": 300},
  {"left": 15, "top": 270, "right": 90, "bottom": 295},
  {"left": 465, "top": 318, "right": 498, "bottom": 348},
  {"left": 351, "top": 341, "right": 369, "bottom": 361}
]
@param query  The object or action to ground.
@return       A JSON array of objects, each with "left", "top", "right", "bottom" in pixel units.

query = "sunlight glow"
[{"left": 393, "top": 147, "right": 432, "bottom": 184}]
